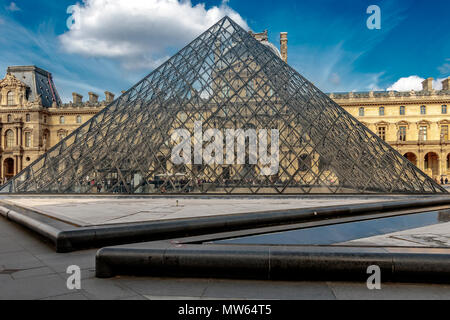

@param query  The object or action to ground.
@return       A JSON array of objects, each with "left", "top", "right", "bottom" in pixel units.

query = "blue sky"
[{"left": 0, "top": 0, "right": 448, "bottom": 102}]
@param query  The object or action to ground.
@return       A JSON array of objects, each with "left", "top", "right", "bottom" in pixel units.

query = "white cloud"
[
  {"left": 59, "top": 0, "right": 248, "bottom": 70},
  {"left": 438, "top": 59, "right": 450, "bottom": 75},
  {"left": 6, "top": 2, "right": 20, "bottom": 12},
  {"left": 387, "top": 75, "right": 444, "bottom": 91}
]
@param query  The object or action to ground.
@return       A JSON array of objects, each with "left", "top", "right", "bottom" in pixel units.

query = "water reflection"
[{"left": 216, "top": 211, "right": 444, "bottom": 246}]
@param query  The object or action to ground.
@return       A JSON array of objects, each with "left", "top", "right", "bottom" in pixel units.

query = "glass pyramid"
[{"left": 1, "top": 17, "right": 445, "bottom": 194}]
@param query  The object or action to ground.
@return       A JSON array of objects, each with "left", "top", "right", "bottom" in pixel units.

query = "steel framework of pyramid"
[{"left": 1, "top": 17, "right": 446, "bottom": 194}]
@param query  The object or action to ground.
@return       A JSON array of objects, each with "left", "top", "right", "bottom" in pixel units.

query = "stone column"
[
  {"left": 440, "top": 150, "right": 446, "bottom": 178},
  {"left": 0, "top": 156, "right": 3, "bottom": 181},
  {"left": 418, "top": 150, "right": 424, "bottom": 171}
]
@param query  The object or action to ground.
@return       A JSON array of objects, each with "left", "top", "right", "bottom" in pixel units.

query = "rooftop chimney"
[
  {"left": 88, "top": 92, "right": 99, "bottom": 104},
  {"left": 250, "top": 30, "right": 268, "bottom": 42},
  {"left": 104, "top": 91, "right": 115, "bottom": 103},
  {"left": 422, "top": 77, "right": 433, "bottom": 91},
  {"left": 72, "top": 92, "right": 83, "bottom": 104},
  {"left": 442, "top": 78, "right": 450, "bottom": 91},
  {"left": 280, "top": 32, "right": 288, "bottom": 63}
]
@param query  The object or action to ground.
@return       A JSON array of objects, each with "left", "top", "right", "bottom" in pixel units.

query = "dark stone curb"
[
  {"left": 1, "top": 196, "right": 450, "bottom": 252},
  {"left": 95, "top": 244, "right": 450, "bottom": 283}
]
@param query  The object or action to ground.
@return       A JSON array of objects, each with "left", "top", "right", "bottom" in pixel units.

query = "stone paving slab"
[
  {"left": 339, "top": 222, "right": 450, "bottom": 247},
  {"left": 2, "top": 197, "right": 399, "bottom": 226}
]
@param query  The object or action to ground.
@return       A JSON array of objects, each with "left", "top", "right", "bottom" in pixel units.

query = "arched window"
[
  {"left": 379, "top": 107, "right": 385, "bottom": 116},
  {"left": 6, "top": 130, "right": 14, "bottom": 148},
  {"left": 7, "top": 114, "right": 12, "bottom": 122},
  {"left": 7, "top": 91, "right": 14, "bottom": 105},
  {"left": 400, "top": 106, "right": 405, "bottom": 115},
  {"left": 442, "top": 105, "right": 448, "bottom": 115},
  {"left": 420, "top": 105, "right": 426, "bottom": 115},
  {"left": 58, "top": 131, "right": 67, "bottom": 141},
  {"left": 359, "top": 107, "right": 364, "bottom": 117},
  {"left": 26, "top": 114, "right": 31, "bottom": 122},
  {"left": 76, "top": 115, "right": 82, "bottom": 124},
  {"left": 60, "top": 116, "right": 65, "bottom": 124}
]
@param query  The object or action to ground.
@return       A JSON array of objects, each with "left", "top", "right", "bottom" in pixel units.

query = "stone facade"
[
  {"left": 0, "top": 66, "right": 111, "bottom": 182},
  {"left": 332, "top": 78, "right": 450, "bottom": 181}
]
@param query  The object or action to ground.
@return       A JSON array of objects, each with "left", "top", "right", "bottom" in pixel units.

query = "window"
[
  {"left": 7, "top": 91, "right": 14, "bottom": 105},
  {"left": 43, "top": 131, "right": 49, "bottom": 147},
  {"left": 398, "top": 126, "right": 407, "bottom": 142},
  {"left": 419, "top": 126, "right": 428, "bottom": 141},
  {"left": 359, "top": 107, "right": 364, "bottom": 117},
  {"left": 379, "top": 107, "right": 385, "bottom": 116},
  {"left": 420, "top": 105, "right": 426, "bottom": 115},
  {"left": 76, "top": 115, "right": 82, "bottom": 124},
  {"left": 25, "top": 132, "right": 31, "bottom": 147},
  {"left": 7, "top": 114, "right": 12, "bottom": 122},
  {"left": 6, "top": 130, "right": 14, "bottom": 148},
  {"left": 442, "top": 105, "right": 448, "bottom": 114},
  {"left": 60, "top": 116, "right": 65, "bottom": 124},
  {"left": 400, "top": 106, "right": 405, "bottom": 115},
  {"left": 43, "top": 115, "right": 47, "bottom": 123},
  {"left": 378, "top": 126, "right": 386, "bottom": 141},
  {"left": 58, "top": 132, "right": 66, "bottom": 141},
  {"left": 26, "top": 114, "right": 30, "bottom": 122},
  {"left": 442, "top": 125, "right": 449, "bottom": 141},
  {"left": 0, "top": 93, "right": 2, "bottom": 105}
]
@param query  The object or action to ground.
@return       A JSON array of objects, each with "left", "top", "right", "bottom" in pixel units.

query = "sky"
[{"left": 0, "top": 0, "right": 448, "bottom": 102}]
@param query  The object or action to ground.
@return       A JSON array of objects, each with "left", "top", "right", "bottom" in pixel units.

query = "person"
[
  {"left": 441, "top": 177, "right": 444, "bottom": 185},
  {"left": 446, "top": 178, "right": 449, "bottom": 185}
]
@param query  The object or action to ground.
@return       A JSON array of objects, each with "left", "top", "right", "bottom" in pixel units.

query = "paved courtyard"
[
  {"left": 1, "top": 207, "right": 450, "bottom": 300},
  {"left": 2, "top": 196, "right": 406, "bottom": 226}
]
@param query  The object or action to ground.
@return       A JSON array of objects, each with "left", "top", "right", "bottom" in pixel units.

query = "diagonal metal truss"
[{"left": 0, "top": 16, "right": 446, "bottom": 194}]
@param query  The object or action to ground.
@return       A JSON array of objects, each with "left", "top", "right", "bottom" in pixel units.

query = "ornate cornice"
[{"left": 0, "top": 73, "right": 28, "bottom": 89}]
